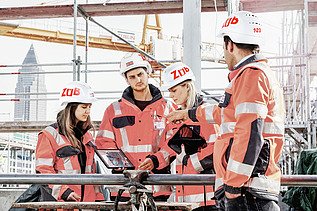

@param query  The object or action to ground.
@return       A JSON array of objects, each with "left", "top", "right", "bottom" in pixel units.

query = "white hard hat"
[
  {"left": 119, "top": 52, "right": 152, "bottom": 76},
  {"left": 59, "top": 81, "right": 97, "bottom": 107},
  {"left": 217, "top": 11, "right": 263, "bottom": 46},
  {"left": 161, "top": 62, "right": 195, "bottom": 91}
]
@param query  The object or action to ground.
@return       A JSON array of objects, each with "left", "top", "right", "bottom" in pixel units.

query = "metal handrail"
[{"left": 1, "top": 174, "right": 317, "bottom": 187}]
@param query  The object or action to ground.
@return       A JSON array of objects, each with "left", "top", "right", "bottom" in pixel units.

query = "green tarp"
[{"left": 283, "top": 149, "right": 317, "bottom": 211}]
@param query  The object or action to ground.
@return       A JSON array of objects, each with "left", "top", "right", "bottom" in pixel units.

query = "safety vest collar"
[
  {"left": 44, "top": 123, "right": 93, "bottom": 146},
  {"left": 82, "top": 133, "right": 94, "bottom": 145}
]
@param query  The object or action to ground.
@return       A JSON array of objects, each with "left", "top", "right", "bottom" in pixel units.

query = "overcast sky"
[{"left": 0, "top": 1, "right": 284, "bottom": 121}]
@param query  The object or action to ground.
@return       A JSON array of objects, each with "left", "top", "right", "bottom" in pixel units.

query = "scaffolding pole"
[
  {"left": 0, "top": 174, "right": 317, "bottom": 187},
  {"left": 73, "top": 0, "right": 78, "bottom": 81}
]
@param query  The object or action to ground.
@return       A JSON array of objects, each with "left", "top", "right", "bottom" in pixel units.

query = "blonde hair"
[
  {"left": 178, "top": 80, "right": 196, "bottom": 110},
  {"left": 57, "top": 103, "right": 93, "bottom": 150}
]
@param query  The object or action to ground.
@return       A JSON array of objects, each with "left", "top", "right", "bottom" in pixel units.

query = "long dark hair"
[{"left": 57, "top": 103, "right": 93, "bottom": 149}]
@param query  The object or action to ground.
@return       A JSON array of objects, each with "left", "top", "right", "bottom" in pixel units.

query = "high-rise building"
[{"left": 14, "top": 44, "right": 47, "bottom": 121}]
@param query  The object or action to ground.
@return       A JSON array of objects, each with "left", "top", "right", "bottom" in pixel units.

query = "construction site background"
[{"left": 0, "top": 0, "right": 316, "bottom": 210}]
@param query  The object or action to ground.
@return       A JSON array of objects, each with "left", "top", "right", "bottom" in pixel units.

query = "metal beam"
[
  {"left": 0, "top": 173, "right": 317, "bottom": 187},
  {"left": 0, "top": 4, "right": 74, "bottom": 20},
  {"left": 0, "top": 0, "right": 307, "bottom": 21},
  {"left": 0, "top": 139, "right": 35, "bottom": 150},
  {"left": 288, "top": 127, "right": 309, "bottom": 146},
  {"left": 12, "top": 201, "right": 198, "bottom": 210},
  {"left": 0, "top": 0, "right": 227, "bottom": 21},
  {"left": 0, "top": 121, "right": 100, "bottom": 132},
  {"left": 241, "top": 0, "right": 304, "bottom": 13},
  {"left": 308, "top": 2, "right": 317, "bottom": 26}
]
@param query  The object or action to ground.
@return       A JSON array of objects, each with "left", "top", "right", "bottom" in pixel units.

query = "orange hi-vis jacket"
[
  {"left": 189, "top": 55, "right": 285, "bottom": 200},
  {"left": 151, "top": 96, "right": 219, "bottom": 206},
  {"left": 35, "top": 123, "right": 104, "bottom": 202},
  {"left": 96, "top": 84, "right": 177, "bottom": 197}
]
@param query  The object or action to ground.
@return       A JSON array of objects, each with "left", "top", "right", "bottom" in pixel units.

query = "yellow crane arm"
[{"left": 0, "top": 22, "right": 147, "bottom": 52}]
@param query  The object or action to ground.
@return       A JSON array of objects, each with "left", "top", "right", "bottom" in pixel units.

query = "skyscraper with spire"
[{"left": 14, "top": 44, "right": 47, "bottom": 121}]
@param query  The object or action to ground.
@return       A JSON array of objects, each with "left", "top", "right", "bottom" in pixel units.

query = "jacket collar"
[
  {"left": 121, "top": 84, "right": 163, "bottom": 105},
  {"left": 228, "top": 54, "right": 267, "bottom": 81},
  {"left": 193, "top": 94, "right": 204, "bottom": 108},
  {"left": 233, "top": 54, "right": 267, "bottom": 71},
  {"left": 52, "top": 122, "right": 91, "bottom": 145}
]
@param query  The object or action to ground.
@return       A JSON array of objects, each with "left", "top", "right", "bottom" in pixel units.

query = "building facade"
[{"left": 14, "top": 44, "right": 47, "bottom": 121}]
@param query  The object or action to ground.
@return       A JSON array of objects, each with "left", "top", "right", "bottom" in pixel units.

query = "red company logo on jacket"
[{"left": 62, "top": 88, "right": 80, "bottom": 97}]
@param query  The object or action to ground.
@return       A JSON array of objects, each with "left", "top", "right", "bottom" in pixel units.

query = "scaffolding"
[
  {"left": 0, "top": 0, "right": 316, "bottom": 183},
  {"left": 277, "top": 6, "right": 316, "bottom": 175},
  {"left": 0, "top": 134, "right": 36, "bottom": 188}
]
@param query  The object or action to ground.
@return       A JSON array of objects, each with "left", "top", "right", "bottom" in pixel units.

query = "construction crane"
[{"left": 0, "top": 22, "right": 142, "bottom": 52}]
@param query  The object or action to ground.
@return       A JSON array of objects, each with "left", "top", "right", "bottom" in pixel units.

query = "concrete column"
[
  {"left": 183, "top": 0, "right": 201, "bottom": 92},
  {"left": 228, "top": 0, "right": 240, "bottom": 15}
]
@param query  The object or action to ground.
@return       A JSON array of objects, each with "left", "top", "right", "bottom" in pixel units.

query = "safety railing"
[
  {"left": 4, "top": 173, "right": 317, "bottom": 210},
  {"left": 1, "top": 173, "right": 317, "bottom": 187}
]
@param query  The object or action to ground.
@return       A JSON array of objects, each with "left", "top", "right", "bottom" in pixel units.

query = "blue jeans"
[{"left": 225, "top": 191, "right": 280, "bottom": 211}]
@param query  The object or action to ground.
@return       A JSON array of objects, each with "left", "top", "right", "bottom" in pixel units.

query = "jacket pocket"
[
  {"left": 56, "top": 146, "right": 81, "bottom": 158},
  {"left": 112, "top": 116, "right": 135, "bottom": 128}
]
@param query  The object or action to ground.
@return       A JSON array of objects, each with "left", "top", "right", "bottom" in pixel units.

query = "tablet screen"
[{"left": 96, "top": 149, "right": 135, "bottom": 169}]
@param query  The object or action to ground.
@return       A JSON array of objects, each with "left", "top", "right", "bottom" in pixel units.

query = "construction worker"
[
  {"left": 95, "top": 52, "right": 177, "bottom": 202},
  {"left": 35, "top": 81, "right": 104, "bottom": 202},
  {"left": 166, "top": 11, "right": 285, "bottom": 210},
  {"left": 139, "top": 62, "right": 219, "bottom": 210}
]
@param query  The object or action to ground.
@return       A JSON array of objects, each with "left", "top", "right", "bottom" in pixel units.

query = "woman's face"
[
  {"left": 75, "top": 103, "right": 91, "bottom": 122},
  {"left": 168, "top": 83, "right": 189, "bottom": 107}
]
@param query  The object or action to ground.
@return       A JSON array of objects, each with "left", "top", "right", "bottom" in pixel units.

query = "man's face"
[{"left": 125, "top": 67, "right": 149, "bottom": 91}]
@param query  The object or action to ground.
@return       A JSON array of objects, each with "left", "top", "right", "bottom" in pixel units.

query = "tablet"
[{"left": 96, "top": 149, "right": 135, "bottom": 169}]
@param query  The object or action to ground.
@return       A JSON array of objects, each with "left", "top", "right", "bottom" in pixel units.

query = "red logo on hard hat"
[
  {"left": 62, "top": 88, "right": 80, "bottom": 97},
  {"left": 171, "top": 67, "right": 190, "bottom": 80},
  {"left": 138, "top": 54, "right": 146, "bottom": 61},
  {"left": 126, "top": 61, "right": 134, "bottom": 67},
  {"left": 222, "top": 16, "right": 239, "bottom": 28},
  {"left": 253, "top": 27, "right": 262, "bottom": 33}
]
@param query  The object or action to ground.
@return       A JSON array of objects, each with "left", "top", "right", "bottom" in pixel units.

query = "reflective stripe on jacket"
[
  {"left": 35, "top": 124, "right": 103, "bottom": 202},
  {"left": 154, "top": 101, "right": 219, "bottom": 206},
  {"left": 190, "top": 57, "right": 285, "bottom": 199},
  {"left": 96, "top": 84, "right": 177, "bottom": 197}
]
